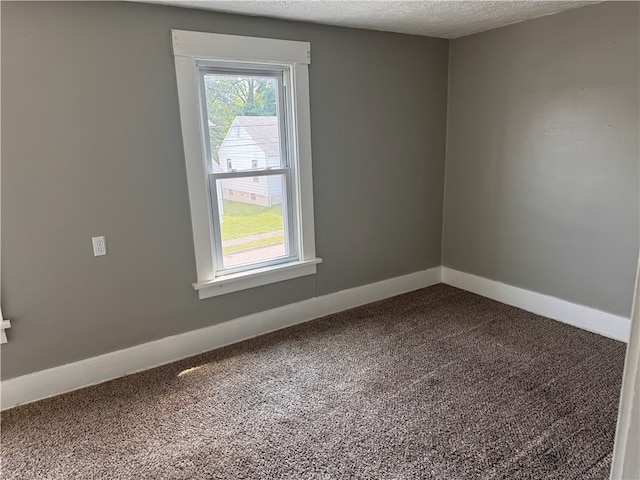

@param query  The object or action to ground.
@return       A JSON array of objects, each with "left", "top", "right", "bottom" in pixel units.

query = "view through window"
[{"left": 202, "top": 72, "right": 292, "bottom": 272}]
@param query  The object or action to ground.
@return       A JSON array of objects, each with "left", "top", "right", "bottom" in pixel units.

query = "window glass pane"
[
  {"left": 215, "top": 175, "right": 288, "bottom": 269},
  {"left": 203, "top": 73, "right": 282, "bottom": 172}
]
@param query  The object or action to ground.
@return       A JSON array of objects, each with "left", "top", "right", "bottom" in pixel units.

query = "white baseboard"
[
  {"left": 0, "top": 266, "right": 442, "bottom": 410},
  {"left": 442, "top": 267, "right": 631, "bottom": 343},
  {"left": 3, "top": 265, "right": 629, "bottom": 410}
]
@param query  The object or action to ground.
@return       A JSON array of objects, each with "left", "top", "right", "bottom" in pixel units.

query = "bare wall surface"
[
  {"left": 1, "top": 2, "right": 449, "bottom": 379},
  {"left": 443, "top": 2, "right": 639, "bottom": 318}
]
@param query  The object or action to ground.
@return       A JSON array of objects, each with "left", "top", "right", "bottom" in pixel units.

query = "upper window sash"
[{"left": 197, "top": 65, "right": 291, "bottom": 177}]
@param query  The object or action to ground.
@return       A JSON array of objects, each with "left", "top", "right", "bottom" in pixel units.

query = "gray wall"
[
  {"left": 443, "top": 2, "right": 639, "bottom": 318},
  {"left": 1, "top": 2, "right": 449, "bottom": 379}
]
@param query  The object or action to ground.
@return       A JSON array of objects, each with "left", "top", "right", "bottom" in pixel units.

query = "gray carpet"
[{"left": 0, "top": 284, "right": 626, "bottom": 479}]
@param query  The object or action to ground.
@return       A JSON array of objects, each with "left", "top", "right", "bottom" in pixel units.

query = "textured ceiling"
[{"left": 136, "top": 1, "right": 600, "bottom": 38}]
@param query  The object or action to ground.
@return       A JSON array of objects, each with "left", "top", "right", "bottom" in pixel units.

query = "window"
[{"left": 173, "top": 30, "right": 320, "bottom": 299}]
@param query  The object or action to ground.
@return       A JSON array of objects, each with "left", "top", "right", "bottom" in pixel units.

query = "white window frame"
[{"left": 172, "top": 30, "right": 320, "bottom": 299}]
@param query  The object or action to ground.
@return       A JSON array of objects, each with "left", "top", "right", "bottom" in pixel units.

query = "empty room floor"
[{"left": 0, "top": 284, "right": 626, "bottom": 479}]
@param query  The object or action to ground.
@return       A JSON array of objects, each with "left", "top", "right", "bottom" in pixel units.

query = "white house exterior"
[{"left": 217, "top": 116, "right": 283, "bottom": 207}]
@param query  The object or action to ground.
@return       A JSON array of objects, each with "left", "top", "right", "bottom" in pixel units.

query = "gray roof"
[{"left": 234, "top": 116, "right": 280, "bottom": 155}]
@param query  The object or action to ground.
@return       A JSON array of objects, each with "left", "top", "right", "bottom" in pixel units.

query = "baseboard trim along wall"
[
  {"left": 442, "top": 267, "right": 631, "bottom": 343},
  {"left": 0, "top": 266, "right": 443, "bottom": 410},
  {"left": 2, "top": 266, "right": 631, "bottom": 410}
]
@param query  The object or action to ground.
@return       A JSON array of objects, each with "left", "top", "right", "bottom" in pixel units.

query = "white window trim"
[{"left": 172, "top": 30, "right": 320, "bottom": 299}]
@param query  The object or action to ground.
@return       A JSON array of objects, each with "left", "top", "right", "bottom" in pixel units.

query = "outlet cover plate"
[{"left": 92, "top": 236, "right": 107, "bottom": 256}]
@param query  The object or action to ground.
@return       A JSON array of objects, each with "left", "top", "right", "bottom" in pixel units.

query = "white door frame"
[{"left": 611, "top": 254, "right": 640, "bottom": 479}]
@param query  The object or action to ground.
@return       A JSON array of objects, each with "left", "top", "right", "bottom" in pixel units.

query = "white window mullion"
[{"left": 210, "top": 168, "right": 289, "bottom": 180}]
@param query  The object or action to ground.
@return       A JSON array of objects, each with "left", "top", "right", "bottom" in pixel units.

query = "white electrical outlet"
[{"left": 92, "top": 236, "right": 107, "bottom": 256}]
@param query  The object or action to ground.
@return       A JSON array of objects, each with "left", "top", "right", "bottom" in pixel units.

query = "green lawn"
[{"left": 220, "top": 200, "right": 283, "bottom": 241}]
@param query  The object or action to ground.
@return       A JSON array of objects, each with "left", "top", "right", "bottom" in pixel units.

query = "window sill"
[{"left": 193, "top": 258, "right": 322, "bottom": 299}]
